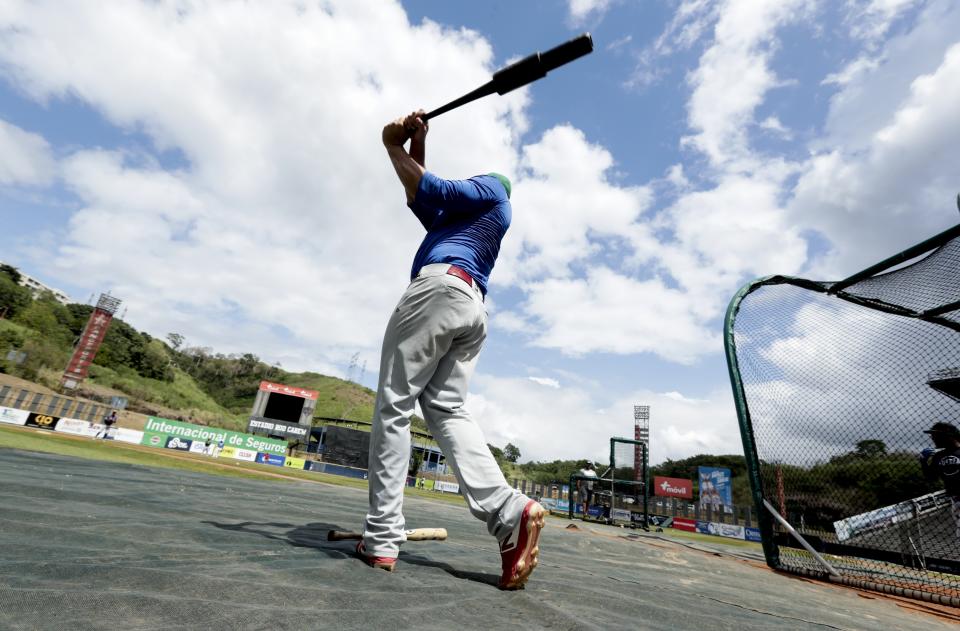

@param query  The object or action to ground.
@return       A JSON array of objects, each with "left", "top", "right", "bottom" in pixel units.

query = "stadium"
[{"left": 2, "top": 2, "right": 960, "bottom": 629}]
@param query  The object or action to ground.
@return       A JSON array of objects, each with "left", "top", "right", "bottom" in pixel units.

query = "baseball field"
[{"left": 1, "top": 425, "right": 956, "bottom": 630}]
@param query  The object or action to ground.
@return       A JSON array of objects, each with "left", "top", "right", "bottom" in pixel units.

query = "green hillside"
[{"left": 0, "top": 263, "right": 388, "bottom": 432}]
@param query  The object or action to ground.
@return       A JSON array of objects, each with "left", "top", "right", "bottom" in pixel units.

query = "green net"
[{"left": 725, "top": 224, "right": 960, "bottom": 606}]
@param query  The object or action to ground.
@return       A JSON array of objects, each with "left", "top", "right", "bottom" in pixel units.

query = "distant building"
[{"left": 0, "top": 260, "right": 72, "bottom": 305}]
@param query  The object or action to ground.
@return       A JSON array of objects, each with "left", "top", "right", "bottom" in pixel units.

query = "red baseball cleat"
[
  {"left": 356, "top": 541, "right": 397, "bottom": 572},
  {"left": 498, "top": 500, "right": 545, "bottom": 590}
]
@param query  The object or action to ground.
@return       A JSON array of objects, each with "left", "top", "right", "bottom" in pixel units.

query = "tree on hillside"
[
  {"left": 0, "top": 274, "right": 32, "bottom": 319},
  {"left": 0, "top": 264, "right": 22, "bottom": 284},
  {"left": 504, "top": 443, "right": 521, "bottom": 463},
  {"left": 166, "top": 332, "right": 185, "bottom": 350},
  {"left": 855, "top": 439, "right": 887, "bottom": 458},
  {"left": 13, "top": 300, "right": 71, "bottom": 347}
]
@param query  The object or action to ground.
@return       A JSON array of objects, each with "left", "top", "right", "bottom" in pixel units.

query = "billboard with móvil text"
[{"left": 653, "top": 476, "right": 693, "bottom": 499}]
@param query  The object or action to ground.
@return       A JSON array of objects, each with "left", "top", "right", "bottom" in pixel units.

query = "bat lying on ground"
[
  {"left": 420, "top": 33, "right": 594, "bottom": 122},
  {"left": 327, "top": 528, "right": 448, "bottom": 542}
]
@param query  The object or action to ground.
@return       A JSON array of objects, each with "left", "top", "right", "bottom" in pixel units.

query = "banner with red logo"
[
  {"left": 258, "top": 380, "right": 319, "bottom": 400},
  {"left": 654, "top": 476, "right": 693, "bottom": 499},
  {"left": 62, "top": 308, "right": 114, "bottom": 385},
  {"left": 672, "top": 517, "right": 697, "bottom": 532}
]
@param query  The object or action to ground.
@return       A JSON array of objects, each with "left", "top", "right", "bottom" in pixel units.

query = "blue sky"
[{"left": 1, "top": 0, "right": 958, "bottom": 464}]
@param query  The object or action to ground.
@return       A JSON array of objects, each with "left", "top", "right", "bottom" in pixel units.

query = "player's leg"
[
  {"left": 363, "top": 274, "right": 464, "bottom": 559},
  {"left": 417, "top": 283, "right": 527, "bottom": 541}
]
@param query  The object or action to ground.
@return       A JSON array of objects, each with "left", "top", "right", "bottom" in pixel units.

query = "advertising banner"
[
  {"left": 55, "top": 418, "right": 94, "bottom": 436},
  {"left": 189, "top": 441, "right": 208, "bottom": 454},
  {"left": 283, "top": 456, "right": 306, "bottom": 470},
  {"left": 234, "top": 448, "right": 258, "bottom": 462},
  {"left": 109, "top": 428, "right": 143, "bottom": 444},
  {"left": 141, "top": 416, "right": 286, "bottom": 455},
  {"left": 434, "top": 480, "right": 460, "bottom": 494},
  {"left": 26, "top": 413, "right": 59, "bottom": 431},
  {"left": 698, "top": 466, "right": 733, "bottom": 511},
  {"left": 0, "top": 406, "right": 29, "bottom": 426},
  {"left": 695, "top": 521, "right": 746, "bottom": 540},
  {"left": 259, "top": 380, "right": 319, "bottom": 400},
  {"left": 833, "top": 496, "right": 920, "bottom": 542},
  {"left": 165, "top": 436, "right": 192, "bottom": 451},
  {"left": 256, "top": 453, "right": 286, "bottom": 467},
  {"left": 715, "top": 523, "right": 745, "bottom": 540},
  {"left": 745, "top": 527, "right": 762, "bottom": 542},
  {"left": 654, "top": 476, "right": 693, "bottom": 499},
  {"left": 610, "top": 508, "right": 632, "bottom": 522},
  {"left": 672, "top": 518, "right": 697, "bottom": 532}
]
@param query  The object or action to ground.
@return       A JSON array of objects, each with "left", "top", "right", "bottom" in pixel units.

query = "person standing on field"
[
  {"left": 919, "top": 421, "right": 960, "bottom": 538},
  {"left": 578, "top": 461, "right": 597, "bottom": 515},
  {"left": 359, "top": 109, "right": 544, "bottom": 590}
]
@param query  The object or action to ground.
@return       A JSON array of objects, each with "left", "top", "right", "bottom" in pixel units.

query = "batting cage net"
[
  {"left": 569, "top": 437, "right": 648, "bottom": 527},
  {"left": 725, "top": 223, "right": 960, "bottom": 607}
]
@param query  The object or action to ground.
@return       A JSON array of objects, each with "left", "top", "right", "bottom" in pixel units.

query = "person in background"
[{"left": 919, "top": 421, "right": 960, "bottom": 538}]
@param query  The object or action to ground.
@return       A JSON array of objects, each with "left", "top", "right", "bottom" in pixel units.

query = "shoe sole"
[{"left": 500, "top": 503, "right": 545, "bottom": 590}]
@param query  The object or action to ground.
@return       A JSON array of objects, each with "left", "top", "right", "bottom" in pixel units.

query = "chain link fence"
[{"left": 725, "top": 224, "right": 960, "bottom": 606}]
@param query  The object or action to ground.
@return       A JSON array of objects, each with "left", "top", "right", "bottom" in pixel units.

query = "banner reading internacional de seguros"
[{"left": 140, "top": 417, "right": 287, "bottom": 455}]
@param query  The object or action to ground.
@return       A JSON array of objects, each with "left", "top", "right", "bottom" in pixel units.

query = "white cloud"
[
  {"left": 528, "top": 376, "right": 560, "bottom": 389},
  {"left": 567, "top": 0, "right": 613, "bottom": 25},
  {"left": 845, "top": 0, "right": 922, "bottom": 46},
  {"left": 627, "top": 0, "right": 718, "bottom": 89},
  {"left": 0, "top": 119, "right": 55, "bottom": 185},
  {"left": 0, "top": 0, "right": 526, "bottom": 372},
  {"left": 470, "top": 374, "right": 740, "bottom": 464},
  {"left": 792, "top": 32, "right": 960, "bottom": 276},
  {"left": 683, "top": 0, "right": 814, "bottom": 170},
  {"left": 518, "top": 268, "right": 719, "bottom": 363}
]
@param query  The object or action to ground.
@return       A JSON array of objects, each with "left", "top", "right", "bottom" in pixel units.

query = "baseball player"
[
  {"left": 919, "top": 421, "right": 960, "bottom": 537},
  {"left": 359, "top": 110, "right": 543, "bottom": 590},
  {"left": 577, "top": 461, "right": 597, "bottom": 516}
]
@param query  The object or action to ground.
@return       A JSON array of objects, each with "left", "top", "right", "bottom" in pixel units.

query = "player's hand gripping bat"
[
  {"left": 420, "top": 33, "right": 594, "bottom": 122},
  {"left": 327, "top": 528, "right": 448, "bottom": 542}
]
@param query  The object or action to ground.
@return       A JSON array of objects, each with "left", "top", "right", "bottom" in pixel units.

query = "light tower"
[{"left": 633, "top": 405, "right": 649, "bottom": 481}]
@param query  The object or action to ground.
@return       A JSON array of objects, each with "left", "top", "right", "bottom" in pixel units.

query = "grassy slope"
[
  {"left": 0, "top": 319, "right": 32, "bottom": 337},
  {"left": 294, "top": 372, "right": 376, "bottom": 420}
]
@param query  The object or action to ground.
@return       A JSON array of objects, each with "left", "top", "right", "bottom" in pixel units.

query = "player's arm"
[
  {"left": 919, "top": 448, "right": 938, "bottom": 480},
  {"left": 383, "top": 117, "right": 425, "bottom": 204},
  {"left": 415, "top": 172, "right": 506, "bottom": 216},
  {"left": 406, "top": 110, "right": 427, "bottom": 168}
]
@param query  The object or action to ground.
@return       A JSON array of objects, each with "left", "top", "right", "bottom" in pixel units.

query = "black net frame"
[{"left": 725, "top": 223, "right": 960, "bottom": 607}]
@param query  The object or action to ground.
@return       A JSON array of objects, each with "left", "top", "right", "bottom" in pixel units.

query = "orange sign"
[{"left": 258, "top": 380, "right": 319, "bottom": 401}]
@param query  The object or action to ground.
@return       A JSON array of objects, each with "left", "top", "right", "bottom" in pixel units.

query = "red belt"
[{"left": 447, "top": 265, "right": 475, "bottom": 288}]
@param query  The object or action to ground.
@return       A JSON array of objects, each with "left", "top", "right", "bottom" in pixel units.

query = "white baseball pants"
[{"left": 363, "top": 263, "right": 528, "bottom": 557}]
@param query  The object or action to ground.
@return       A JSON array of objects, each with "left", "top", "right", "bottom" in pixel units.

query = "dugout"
[{"left": 306, "top": 418, "right": 445, "bottom": 473}]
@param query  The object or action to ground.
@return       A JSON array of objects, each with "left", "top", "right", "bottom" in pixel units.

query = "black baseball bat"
[{"left": 421, "top": 33, "right": 594, "bottom": 122}]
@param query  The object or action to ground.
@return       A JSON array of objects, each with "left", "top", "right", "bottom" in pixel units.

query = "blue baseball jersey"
[{"left": 408, "top": 171, "right": 511, "bottom": 296}]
